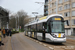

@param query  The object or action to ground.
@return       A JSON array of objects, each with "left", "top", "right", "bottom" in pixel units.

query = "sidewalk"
[{"left": 0, "top": 36, "right": 12, "bottom": 50}]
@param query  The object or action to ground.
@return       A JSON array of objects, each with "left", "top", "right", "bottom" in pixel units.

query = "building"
[
  {"left": 48, "top": 0, "right": 75, "bottom": 36},
  {"left": 0, "top": 6, "right": 9, "bottom": 29},
  {"left": 44, "top": 0, "right": 48, "bottom": 16}
]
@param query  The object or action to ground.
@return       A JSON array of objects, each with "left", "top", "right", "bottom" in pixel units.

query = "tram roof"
[{"left": 25, "top": 14, "right": 63, "bottom": 27}]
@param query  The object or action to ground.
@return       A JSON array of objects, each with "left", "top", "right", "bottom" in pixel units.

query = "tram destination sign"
[{"left": 55, "top": 18, "right": 61, "bottom": 20}]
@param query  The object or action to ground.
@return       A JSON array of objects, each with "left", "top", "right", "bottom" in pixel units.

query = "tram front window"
[{"left": 51, "top": 22, "right": 65, "bottom": 33}]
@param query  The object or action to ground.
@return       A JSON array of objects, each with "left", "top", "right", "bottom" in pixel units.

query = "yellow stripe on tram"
[
  {"left": 26, "top": 32, "right": 27, "bottom": 35},
  {"left": 32, "top": 32, "right": 34, "bottom": 37},
  {"left": 0, "top": 31, "right": 1, "bottom": 41},
  {"left": 58, "top": 33, "right": 61, "bottom": 37}
]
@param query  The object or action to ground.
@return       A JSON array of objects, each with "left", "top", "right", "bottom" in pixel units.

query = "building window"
[
  {"left": 50, "top": 4, "right": 52, "bottom": 8},
  {"left": 45, "top": 6, "right": 48, "bottom": 9},
  {"left": 50, "top": 10, "right": 52, "bottom": 13},
  {"left": 72, "top": 11, "right": 75, "bottom": 16},
  {"left": 72, "top": 2, "right": 75, "bottom": 8},
  {"left": 52, "top": 9, "right": 54, "bottom": 13},
  {"left": 65, "top": 20, "right": 69, "bottom": 26},
  {"left": 59, "top": 6, "right": 62, "bottom": 11},
  {"left": 50, "top": 0, "right": 52, "bottom": 1},
  {"left": 64, "top": 12, "right": 70, "bottom": 17},
  {"left": 59, "top": 13, "right": 62, "bottom": 15},
  {"left": 59, "top": 0, "right": 63, "bottom": 4},
  {"left": 64, "top": 4, "right": 70, "bottom": 9},
  {"left": 54, "top": 2, "right": 56, "bottom": 6},
  {"left": 46, "top": 11, "right": 48, "bottom": 14},
  {"left": 72, "top": 19, "right": 75, "bottom": 25},
  {"left": 64, "top": 0, "right": 69, "bottom": 2},
  {"left": 54, "top": 8, "right": 56, "bottom": 13},
  {"left": 52, "top": 3, "right": 54, "bottom": 7}
]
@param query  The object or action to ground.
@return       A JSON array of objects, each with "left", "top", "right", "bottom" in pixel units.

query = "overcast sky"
[{"left": 0, "top": 0, "right": 44, "bottom": 17}]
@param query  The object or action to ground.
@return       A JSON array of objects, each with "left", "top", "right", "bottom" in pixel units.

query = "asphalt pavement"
[{"left": 11, "top": 33, "right": 50, "bottom": 50}]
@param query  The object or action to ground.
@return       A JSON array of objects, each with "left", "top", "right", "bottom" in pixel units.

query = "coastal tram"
[{"left": 24, "top": 14, "right": 66, "bottom": 43}]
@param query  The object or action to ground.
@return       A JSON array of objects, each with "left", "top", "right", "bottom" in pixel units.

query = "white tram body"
[{"left": 24, "top": 14, "right": 66, "bottom": 43}]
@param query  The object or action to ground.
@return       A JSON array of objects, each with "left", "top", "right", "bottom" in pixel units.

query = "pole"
[
  {"left": 70, "top": 0, "right": 73, "bottom": 35},
  {"left": 18, "top": 16, "right": 19, "bottom": 31},
  {"left": 32, "top": 12, "right": 38, "bottom": 39},
  {"left": 16, "top": 17, "right": 17, "bottom": 30},
  {"left": 7, "top": 22, "right": 8, "bottom": 29},
  {"left": 56, "top": 0, "right": 58, "bottom": 14}
]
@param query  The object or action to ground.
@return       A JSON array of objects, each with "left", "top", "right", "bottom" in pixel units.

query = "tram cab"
[{"left": 44, "top": 15, "right": 66, "bottom": 42}]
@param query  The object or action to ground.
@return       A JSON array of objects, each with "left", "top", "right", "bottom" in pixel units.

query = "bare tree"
[
  {"left": 9, "top": 10, "right": 30, "bottom": 31},
  {"left": 9, "top": 15, "right": 16, "bottom": 28}
]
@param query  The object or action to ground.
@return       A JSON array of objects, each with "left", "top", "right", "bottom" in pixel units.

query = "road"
[
  {"left": 11, "top": 33, "right": 50, "bottom": 50},
  {"left": 0, "top": 32, "right": 75, "bottom": 50}
]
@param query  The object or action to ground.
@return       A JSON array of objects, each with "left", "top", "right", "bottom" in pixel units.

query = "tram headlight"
[
  {"left": 55, "top": 35, "right": 57, "bottom": 37},
  {"left": 51, "top": 34, "right": 57, "bottom": 37},
  {"left": 63, "top": 34, "right": 65, "bottom": 37}
]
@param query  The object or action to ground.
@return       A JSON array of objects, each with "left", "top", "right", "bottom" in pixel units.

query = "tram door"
[{"left": 43, "top": 22, "right": 47, "bottom": 41}]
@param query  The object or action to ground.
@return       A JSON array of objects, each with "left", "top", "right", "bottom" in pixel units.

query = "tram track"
[{"left": 24, "top": 33, "right": 75, "bottom": 50}]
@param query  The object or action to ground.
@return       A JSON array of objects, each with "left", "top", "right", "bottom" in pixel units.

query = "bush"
[{"left": 12, "top": 31, "right": 19, "bottom": 34}]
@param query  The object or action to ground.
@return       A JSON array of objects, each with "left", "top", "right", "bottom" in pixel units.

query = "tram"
[{"left": 24, "top": 14, "right": 66, "bottom": 43}]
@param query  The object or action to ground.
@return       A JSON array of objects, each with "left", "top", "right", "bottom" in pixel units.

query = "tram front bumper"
[{"left": 52, "top": 38, "right": 66, "bottom": 42}]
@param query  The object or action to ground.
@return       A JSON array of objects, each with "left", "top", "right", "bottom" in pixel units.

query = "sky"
[{"left": 0, "top": 0, "right": 44, "bottom": 17}]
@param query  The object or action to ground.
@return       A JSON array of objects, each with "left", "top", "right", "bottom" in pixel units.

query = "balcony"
[
  {"left": 44, "top": 2, "right": 48, "bottom": 6},
  {"left": 44, "top": 11, "right": 48, "bottom": 16},
  {"left": 44, "top": 7, "right": 48, "bottom": 10}
]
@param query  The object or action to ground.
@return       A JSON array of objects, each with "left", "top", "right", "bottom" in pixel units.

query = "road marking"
[
  {"left": 34, "top": 40, "right": 35, "bottom": 41},
  {"left": 39, "top": 42, "right": 42, "bottom": 44},
  {"left": 48, "top": 47, "right": 54, "bottom": 50},
  {"left": 43, "top": 44, "right": 47, "bottom": 47},
  {"left": 36, "top": 41, "right": 39, "bottom": 42}
]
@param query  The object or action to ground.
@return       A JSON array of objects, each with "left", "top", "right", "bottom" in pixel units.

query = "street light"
[
  {"left": 15, "top": 16, "right": 17, "bottom": 30},
  {"left": 70, "top": 0, "right": 73, "bottom": 35},
  {"left": 18, "top": 15, "right": 19, "bottom": 31},
  {"left": 32, "top": 12, "right": 38, "bottom": 20},
  {"left": 35, "top": 2, "right": 44, "bottom": 5}
]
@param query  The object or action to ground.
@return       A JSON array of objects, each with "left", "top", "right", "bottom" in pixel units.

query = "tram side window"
[
  {"left": 28, "top": 26, "right": 29, "bottom": 31},
  {"left": 25, "top": 27, "right": 27, "bottom": 31},
  {"left": 43, "top": 22, "right": 47, "bottom": 32},
  {"left": 31, "top": 24, "right": 36, "bottom": 31},
  {"left": 27, "top": 26, "right": 28, "bottom": 31},
  {"left": 37, "top": 23, "right": 43, "bottom": 32},
  {"left": 34, "top": 24, "right": 36, "bottom": 31},
  {"left": 31, "top": 25, "right": 34, "bottom": 31},
  {"left": 47, "top": 23, "right": 50, "bottom": 33},
  {"left": 37, "top": 24, "right": 39, "bottom": 31},
  {"left": 28, "top": 26, "right": 31, "bottom": 32},
  {"left": 47, "top": 25, "right": 49, "bottom": 32},
  {"left": 24, "top": 27, "right": 26, "bottom": 31}
]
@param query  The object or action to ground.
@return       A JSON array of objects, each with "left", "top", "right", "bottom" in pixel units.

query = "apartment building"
[
  {"left": 48, "top": 0, "right": 75, "bottom": 36},
  {"left": 44, "top": 0, "right": 48, "bottom": 16}
]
